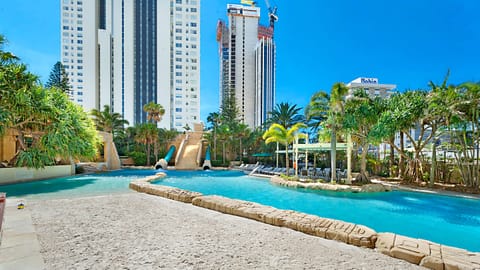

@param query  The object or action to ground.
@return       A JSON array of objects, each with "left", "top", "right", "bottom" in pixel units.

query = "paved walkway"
[{"left": 0, "top": 199, "right": 45, "bottom": 270}]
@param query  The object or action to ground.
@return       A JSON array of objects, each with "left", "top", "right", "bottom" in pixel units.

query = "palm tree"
[
  {"left": 305, "top": 90, "right": 330, "bottom": 135},
  {"left": 232, "top": 123, "right": 250, "bottom": 159},
  {"left": 0, "top": 35, "right": 18, "bottom": 66},
  {"left": 90, "top": 105, "right": 129, "bottom": 137},
  {"left": 143, "top": 101, "right": 165, "bottom": 161},
  {"left": 159, "top": 128, "right": 179, "bottom": 151},
  {"left": 328, "top": 82, "right": 349, "bottom": 183},
  {"left": 207, "top": 112, "right": 221, "bottom": 160},
  {"left": 263, "top": 123, "right": 307, "bottom": 176},
  {"left": 266, "top": 102, "right": 304, "bottom": 129},
  {"left": 135, "top": 123, "right": 158, "bottom": 166},
  {"left": 143, "top": 101, "right": 165, "bottom": 123}
]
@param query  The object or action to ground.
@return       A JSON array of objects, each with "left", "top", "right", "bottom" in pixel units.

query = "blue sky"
[{"left": 1, "top": 0, "right": 479, "bottom": 122}]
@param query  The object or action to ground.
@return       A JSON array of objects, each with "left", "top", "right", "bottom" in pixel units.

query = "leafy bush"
[
  {"left": 211, "top": 160, "right": 228, "bottom": 167},
  {"left": 128, "top": 151, "right": 147, "bottom": 166}
]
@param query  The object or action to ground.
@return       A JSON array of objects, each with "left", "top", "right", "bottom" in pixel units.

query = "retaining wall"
[{"left": 0, "top": 165, "right": 74, "bottom": 185}]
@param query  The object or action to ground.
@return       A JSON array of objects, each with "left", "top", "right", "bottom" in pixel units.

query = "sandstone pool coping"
[{"left": 130, "top": 173, "right": 480, "bottom": 270}]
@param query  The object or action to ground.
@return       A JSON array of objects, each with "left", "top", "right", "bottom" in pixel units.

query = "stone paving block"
[
  {"left": 0, "top": 254, "right": 45, "bottom": 270},
  {"left": 429, "top": 243, "right": 443, "bottom": 258},
  {"left": 375, "top": 233, "right": 396, "bottom": 255},
  {"left": 0, "top": 206, "right": 45, "bottom": 270},
  {"left": 0, "top": 232, "right": 38, "bottom": 248},
  {"left": 390, "top": 235, "right": 430, "bottom": 264},
  {"left": 283, "top": 212, "right": 307, "bottom": 231},
  {"left": 348, "top": 225, "right": 377, "bottom": 248},
  {"left": 441, "top": 246, "right": 480, "bottom": 270},
  {"left": 420, "top": 256, "right": 444, "bottom": 270},
  {"left": 258, "top": 208, "right": 278, "bottom": 224},
  {"left": 262, "top": 209, "right": 283, "bottom": 226},
  {"left": 325, "top": 220, "right": 355, "bottom": 244}
]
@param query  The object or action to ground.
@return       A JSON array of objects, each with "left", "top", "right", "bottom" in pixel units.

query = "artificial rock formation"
[
  {"left": 376, "top": 233, "right": 480, "bottom": 270},
  {"left": 270, "top": 176, "right": 391, "bottom": 193},
  {"left": 129, "top": 173, "right": 202, "bottom": 203}
]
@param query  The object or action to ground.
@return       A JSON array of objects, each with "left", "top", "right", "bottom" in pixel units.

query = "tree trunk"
[
  {"left": 398, "top": 131, "right": 405, "bottom": 178},
  {"left": 146, "top": 142, "right": 151, "bottom": 166},
  {"left": 331, "top": 128, "right": 337, "bottom": 183},
  {"left": 213, "top": 127, "right": 217, "bottom": 161},
  {"left": 356, "top": 142, "right": 370, "bottom": 184},
  {"left": 154, "top": 140, "right": 159, "bottom": 163},
  {"left": 347, "top": 134, "right": 352, "bottom": 183},
  {"left": 239, "top": 139, "right": 242, "bottom": 160},
  {"left": 413, "top": 151, "right": 423, "bottom": 182},
  {"left": 285, "top": 146, "right": 290, "bottom": 176},
  {"left": 389, "top": 137, "right": 395, "bottom": 177},
  {"left": 429, "top": 139, "right": 437, "bottom": 187},
  {"left": 15, "top": 128, "right": 27, "bottom": 151},
  {"left": 222, "top": 141, "right": 226, "bottom": 165}
]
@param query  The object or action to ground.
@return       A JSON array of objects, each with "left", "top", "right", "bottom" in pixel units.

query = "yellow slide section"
[{"left": 175, "top": 124, "right": 204, "bottom": 170}]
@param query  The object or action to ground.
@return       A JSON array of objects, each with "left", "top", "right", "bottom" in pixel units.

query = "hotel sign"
[{"left": 361, "top": 78, "right": 378, "bottom": 84}]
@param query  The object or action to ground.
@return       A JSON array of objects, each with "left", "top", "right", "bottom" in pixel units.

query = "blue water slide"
[
  {"left": 164, "top": 145, "right": 176, "bottom": 162},
  {"left": 202, "top": 145, "right": 212, "bottom": 170},
  {"left": 155, "top": 145, "right": 176, "bottom": 170},
  {"left": 205, "top": 146, "right": 211, "bottom": 161}
]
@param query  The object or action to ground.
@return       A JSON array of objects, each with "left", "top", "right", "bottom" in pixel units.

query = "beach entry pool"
[
  {"left": 154, "top": 170, "right": 480, "bottom": 252},
  {"left": 0, "top": 169, "right": 157, "bottom": 200},
  {"left": 2, "top": 169, "right": 479, "bottom": 251}
]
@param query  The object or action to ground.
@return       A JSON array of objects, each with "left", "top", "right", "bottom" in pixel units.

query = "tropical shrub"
[
  {"left": 128, "top": 151, "right": 147, "bottom": 166},
  {"left": 0, "top": 34, "right": 98, "bottom": 168}
]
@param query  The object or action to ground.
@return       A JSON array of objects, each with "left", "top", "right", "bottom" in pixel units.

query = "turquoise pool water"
[
  {"left": 0, "top": 169, "right": 157, "bottom": 200},
  {"left": 155, "top": 170, "right": 480, "bottom": 252},
  {"left": 2, "top": 169, "right": 479, "bottom": 252}
]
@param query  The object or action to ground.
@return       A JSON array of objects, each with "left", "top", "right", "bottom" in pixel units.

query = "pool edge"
[{"left": 130, "top": 174, "right": 480, "bottom": 270}]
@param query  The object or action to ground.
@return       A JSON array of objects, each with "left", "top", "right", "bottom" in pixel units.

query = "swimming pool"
[
  {"left": 0, "top": 169, "right": 157, "bottom": 200},
  {"left": 2, "top": 169, "right": 479, "bottom": 251},
  {"left": 154, "top": 170, "right": 480, "bottom": 252}
]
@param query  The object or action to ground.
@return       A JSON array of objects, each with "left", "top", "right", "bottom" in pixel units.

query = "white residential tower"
[{"left": 60, "top": 0, "right": 201, "bottom": 130}]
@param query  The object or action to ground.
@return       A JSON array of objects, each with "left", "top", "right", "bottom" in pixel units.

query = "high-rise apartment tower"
[
  {"left": 216, "top": 4, "right": 275, "bottom": 128},
  {"left": 60, "top": 0, "right": 201, "bottom": 130}
]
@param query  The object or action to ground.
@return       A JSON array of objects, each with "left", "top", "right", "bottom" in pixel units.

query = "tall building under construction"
[{"left": 217, "top": 3, "right": 276, "bottom": 128}]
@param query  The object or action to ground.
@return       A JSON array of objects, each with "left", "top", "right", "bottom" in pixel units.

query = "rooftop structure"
[{"left": 346, "top": 77, "right": 396, "bottom": 99}]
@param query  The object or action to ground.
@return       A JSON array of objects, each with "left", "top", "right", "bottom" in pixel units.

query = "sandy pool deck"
[{"left": 20, "top": 192, "right": 424, "bottom": 269}]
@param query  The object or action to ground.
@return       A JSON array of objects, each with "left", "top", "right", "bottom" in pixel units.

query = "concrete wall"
[{"left": 0, "top": 165, "right": 74, "bottom": 185}]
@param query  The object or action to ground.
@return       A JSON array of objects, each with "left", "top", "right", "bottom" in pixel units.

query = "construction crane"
[
  {"left": 263, "top": 0, "right": 278, "bottom": 30},
  {"left": 241, "top": 0, "right": 278, "bottom": 30}
]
